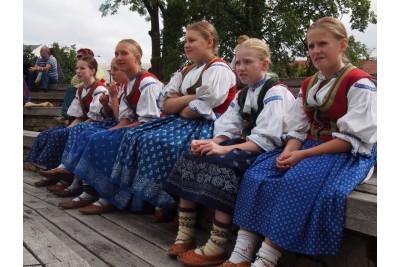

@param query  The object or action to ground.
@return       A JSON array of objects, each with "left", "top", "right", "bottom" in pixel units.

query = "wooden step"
[
  {"left": 48, "top": 83, "right": 70, "bottom": 91},
  {"left": 23, "top": 107, "right": 62, "bottom": 117},
  {"left": 29, "top": 91, "right": 66, "bottom": 100},
  {"left": 23, "top": 130, "right": 39, "bottom": 148},
  {"left": 23, "top": 108, "right": 63, "bottom": 132}
]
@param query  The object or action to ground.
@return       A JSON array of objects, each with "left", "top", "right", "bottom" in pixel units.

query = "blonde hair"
[
  {"left": 237, "top": 38, "right": 272, "bottom": 65},
  {"left": 237, "top": 35, "right": 250, "bottom": 44},
  {"left": 118, "top": 39, "right": 143, "bottom": 65},
  {"left": 308, "top": 17, "right": 349, "bottom": 63},
  {"left": 186, "top": 21, "right": 219, "bottom": 56},
  {"left": 236, "top": 38, "right": 278, "bottom": 78}
]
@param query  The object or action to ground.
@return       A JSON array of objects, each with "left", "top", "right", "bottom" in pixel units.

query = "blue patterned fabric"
[
  {"left": 164, "top": 138, "right": 262, "bottom": 215},
  {"left": 62, "top": 119, "right": 118, "bottom": 173},
  {"left": 78, "top": 115, "right": 216, "bottom": 211},
  {"left": 27, "top": 126, "right": 70, "bottom": 170},
  {"left": 73, "top": 126, "right": 134, "bottom": 198},
  {"left": 233, "top": 139, "right": 377, "bottom": 255}
]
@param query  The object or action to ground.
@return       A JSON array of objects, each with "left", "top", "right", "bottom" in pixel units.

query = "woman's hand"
[
  {"left": 109, "top": 82, "right": 119, "bottom": 99},
  {"left": 99, "top": 93, "right": 109, "bottom": 107},
  {"left": 276, "top": 150, "right": 305, "bottom": 170},
  {"left": 191, "top": 140, "right": 228, "bottom": 156}
]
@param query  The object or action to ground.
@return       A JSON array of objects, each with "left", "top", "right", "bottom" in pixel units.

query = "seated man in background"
[{"left": 27, "top": 46, "right": 58, "bottom": 92}]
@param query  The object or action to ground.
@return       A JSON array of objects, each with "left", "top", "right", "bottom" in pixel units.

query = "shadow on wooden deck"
[{"left": 23, "top": 170, "right": 212, "bottom": 267}]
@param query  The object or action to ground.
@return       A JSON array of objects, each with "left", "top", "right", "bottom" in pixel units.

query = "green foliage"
[
  {"left": 346, "top": 35, "right": 375, "bottom": 69},
  {"left": 23, "top": 45, "right": 38, "bottom": 64},
  {"left": 99, "top": 0, "right": 376, "bottom": 79},
  {"left": 288, "top": 59, "right": 318, "bottom": 77}
]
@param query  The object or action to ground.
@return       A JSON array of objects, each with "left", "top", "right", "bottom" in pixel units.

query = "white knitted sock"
[
  {"left": 93, "top": 198, "right": 111, "bottom": 206},
  {"left": 229, "top": 230, "right": 260, "bottom": 264},
  {"left": 251, "top": 242, "right": 281, "bottom": 267},
  {"left": 73, "top": 192, "right": 95, "bottom": 201},
  {"left": 66, "top": 177, "right": 81, "bottom": 190},
  {"left": 55, "top": 163, "right": 66, "bottom": 170}
]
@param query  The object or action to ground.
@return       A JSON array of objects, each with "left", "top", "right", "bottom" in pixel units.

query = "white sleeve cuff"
[
  {"left": 286, "top": 131, "right": 308, "bottom": 143},
  {"left": 332, "top": 132, "right": 375, "bottom": 156},
  {"left": 247, "top": 135, "right": 276, "bottom": 152},
  {"left": 214, "top": 132, "right": 236, "bottom": 140},
  {"left": 189, "top": 99, "right": 216, "bottom": 121}
]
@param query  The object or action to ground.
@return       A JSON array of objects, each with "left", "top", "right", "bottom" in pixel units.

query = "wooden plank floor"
[
  {"left": 23, "top": 170, "right": 209, "bottom": 267},
  {"left": 23, "top": 169, "right": 377, "bottom": 266}
]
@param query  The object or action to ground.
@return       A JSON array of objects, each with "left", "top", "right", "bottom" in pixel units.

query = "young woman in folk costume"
[
  {"left": 71, "top": 21, "right": 237, "bottom": 218},
  {"left": 164, "top": 38, "right": 295, "bottom": 267},
  {"left": 29, "top": 55, "right": 108, "bottom": 187},
  {"left": 55, "top": 39, "right": 164, "bottom": 214},
  {"left": 41, "top": 58, "right": 129, "bottom": 193},
  {"left": 219, "top": 17, "right": 377, "bottom": 267}
]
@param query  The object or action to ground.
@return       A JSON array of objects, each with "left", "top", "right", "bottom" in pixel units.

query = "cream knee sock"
[
  {"left": 175, "top": 208, "right": 197, "bottom": 244},
  {"left": 195, "top": 220, "right": 231, "bottom": 256}
]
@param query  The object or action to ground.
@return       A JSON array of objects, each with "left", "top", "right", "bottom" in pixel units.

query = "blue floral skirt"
[
  {"left": 164, "top": 138, "right": 262, "bottom": 215},
  {"left": 73, "top": 125, "right": 134, "bottom": 192},
  {"left": 27, "top": 126, "right": 70, "bottom": 170},
  {"left": 82, "top": 115, "right": 216, "bottom": 212},
  {"left": 233, "top": 139, "right": 377, "bottom": 255},
  {"left": 62, "top": 119, "right": 118, "bottom": 172}
]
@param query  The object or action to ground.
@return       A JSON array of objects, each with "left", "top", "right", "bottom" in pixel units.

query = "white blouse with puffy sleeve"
[
  {"left": 67, "top": 84, "right": 108, "bottom": 121},
  {"left": 157, "top": 60, "right": 236, "bottom": 121},
  {"left": 119, "top": 75, "right": 164, "bottom": 122},
  {"left": 214, "top": 79, "right": 295, "bottom": 151}
]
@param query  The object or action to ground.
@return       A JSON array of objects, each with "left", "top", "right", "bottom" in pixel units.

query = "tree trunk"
[{"left": 143, "top": 0, "right": 162, "bottom": 79}]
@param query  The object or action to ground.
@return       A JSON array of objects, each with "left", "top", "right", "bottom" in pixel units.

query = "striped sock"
[
  {"left": 196, "top": 220, "right": 231, "bottom": 256},
  {"left": 175, "top": 208, "right": 197, "bottom": 244}
]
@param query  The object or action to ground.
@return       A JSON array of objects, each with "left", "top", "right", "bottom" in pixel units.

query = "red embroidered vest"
[
  {"left": 77, "top": 81, "right": 107, "bottom": 119},
  {"left": 301, "top": 65, "right": 376, "bottom": 140},
  {"left": 122, "top": 71, "right": 160, "bottom": 114},
  {"left": 181, "top": 57, "right": 237, "bottom": 114}
]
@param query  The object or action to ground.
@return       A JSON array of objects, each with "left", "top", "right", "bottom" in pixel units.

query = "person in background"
[
  {"left": 54, "top": 48, "right": 105, "bottom": 125},
  {"left": 49, "top": 48, "right": 64, "bottom": 82},
  {"left": 219, "top": 17, "right": 377, "bottom": 267},
  {"left": 23, "top": 78, "right": 30, "bottom": 105},
  {"left": 23, "top": 54, "right": 32, "bottom": 84},
  {"left": 27, "top": 46, "right": 58, "bottom": 92},
  {"left": 230, "top": 35, "right": 250, "bottom": 71},
  {"left": 231, "top": 35, "right": 250, "bottom": 90}
]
